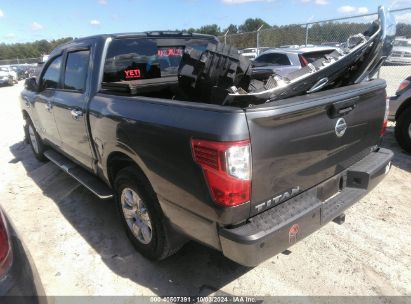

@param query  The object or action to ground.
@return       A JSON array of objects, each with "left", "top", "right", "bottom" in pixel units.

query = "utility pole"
[
  {"left": 256, "top": 24, "right": 264, "bottom": 56},
  {"left": 224, "top": 30, "right": 229, "bottom": 45}
]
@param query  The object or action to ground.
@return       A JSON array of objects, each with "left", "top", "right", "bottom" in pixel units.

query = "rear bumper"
[{"left": 219, "top": 148, "right": 393, "bottom": 267}]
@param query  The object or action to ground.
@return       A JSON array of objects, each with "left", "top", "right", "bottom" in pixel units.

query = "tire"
[
  {"left": 25, "top": 118, "right": 46, "bottom": 161},
  {"left": 114, "top": 166, "right": 183, "bottom": 260},
  {"left": 395, "top": 107, "right": 411, "bottom": 153},
  {"left": 8, "top": 77, "right": 14, "bottom": 86}
]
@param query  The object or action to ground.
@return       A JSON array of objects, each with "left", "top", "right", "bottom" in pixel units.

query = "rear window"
[
  {"left": 103, "top": 38, "right": 209, "bottom": 83},
  {"left": 254, "top": 53, "right": 291, "bottom": 65}
]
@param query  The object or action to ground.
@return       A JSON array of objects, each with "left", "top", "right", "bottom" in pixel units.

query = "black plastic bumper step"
[{"left": 44, "top": 150, "right": 113, "bottom": 200}]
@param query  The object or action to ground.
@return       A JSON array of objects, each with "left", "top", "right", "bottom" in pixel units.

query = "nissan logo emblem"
[{"left": 335, "top": 118, "right": 347, "bottom": 137}]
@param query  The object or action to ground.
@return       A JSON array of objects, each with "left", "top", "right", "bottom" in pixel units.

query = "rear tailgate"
[{"left": 245, "top": 79, "right": 386, "bottom": 216}]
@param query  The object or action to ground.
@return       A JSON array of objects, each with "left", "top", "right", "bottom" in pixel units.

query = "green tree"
[
  {"left": 223, "top": 24, "right": 238, "bottom": 34},
  {"left": 197, "top": 24, "right": 222, "bottom": 36},
  {"left": 239, "top": 18, "right": 270, "bottom": 33}
]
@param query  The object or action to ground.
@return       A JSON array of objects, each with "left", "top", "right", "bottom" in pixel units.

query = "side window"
[
  {"left": 42, "top": 56, "right": 62, "bottom": 90},
  {"left": 64, "top": 50, "right": 90, "bottom": 91},
  {"left": 273, "top": 54, "right": 291, "bottom": 65},
  {"left": 255, "top": 54, "right": 271, "bottom": 64}
]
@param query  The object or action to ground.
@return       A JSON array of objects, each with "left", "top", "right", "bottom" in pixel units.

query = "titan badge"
[{"left": 254, "top": 187, "right": 301, "bottom": 213}]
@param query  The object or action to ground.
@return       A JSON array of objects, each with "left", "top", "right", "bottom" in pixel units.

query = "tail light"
[
  {"left": 380, "top": 98, "right": 389, "bottom": 137},
  {"left": 191, "top": 139, "right": 251, "bottom": 207},
  {"left": 0, "top": 209, "right": 12, "bottom": 278},
  {"left": 299, "top": 55, "right": 309, "bottom": 67},
  {"left": 396, "top": 79, "right": 411, "bottom": 95}
]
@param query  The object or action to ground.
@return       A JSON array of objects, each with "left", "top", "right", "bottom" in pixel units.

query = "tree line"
[
  {"left": 0, "top": 37, "right": 73, "bottom": 61},
  {"left": 1, "top": 18, "right": 411, "bottom": 60}
]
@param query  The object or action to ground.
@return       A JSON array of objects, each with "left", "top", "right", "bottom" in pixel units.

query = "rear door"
[
  {"left": 245, "top": 80, "right": 386, "bottom": 216},
  {"left": 53, "top": 46, "right": 95, "bottom": 170}
]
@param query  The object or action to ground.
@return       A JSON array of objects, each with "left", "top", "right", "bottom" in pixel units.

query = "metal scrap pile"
[{"left": 178, "top": 6, "right": 396, "bottom": 107}]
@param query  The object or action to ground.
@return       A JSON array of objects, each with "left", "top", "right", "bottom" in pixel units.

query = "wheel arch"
[{"left": 106, "top": 151, "right": 154, "bottom": 192}]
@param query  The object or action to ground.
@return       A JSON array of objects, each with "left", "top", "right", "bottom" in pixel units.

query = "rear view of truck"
[
  {"left": 187, "top": 7, "right": 395, "bottom": 265},
  {"left": 216, "top": 80, "right": 393, "bottom": 266},
  {"left": 21, "top": 5, "right": 396, "bottom": 267}
]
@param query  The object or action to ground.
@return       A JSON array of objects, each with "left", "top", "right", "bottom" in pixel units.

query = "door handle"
[
  {"left": 327, "top": 96, "right": 359, "bottom": 118},
  {"left": 71, "top": 109, "right": 84, "bottom": 120}
]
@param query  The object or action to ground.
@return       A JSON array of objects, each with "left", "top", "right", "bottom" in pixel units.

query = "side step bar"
[{"left": 44, "top": 150, "right": 114, "bottom": 200}]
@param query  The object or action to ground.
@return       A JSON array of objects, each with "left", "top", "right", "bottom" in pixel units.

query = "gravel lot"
[{"left": 0, "top": 82, "right": 410, "bottom": 297}]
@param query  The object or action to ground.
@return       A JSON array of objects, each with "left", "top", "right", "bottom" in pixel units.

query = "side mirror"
[{"left": 25, "top": 77, "right": 38, "bottom": 91}]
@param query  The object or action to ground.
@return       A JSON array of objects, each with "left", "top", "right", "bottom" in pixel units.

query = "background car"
[
  {"left": 239, "top": 47, "right": 258, "bottom": 60},
  {"left": 0, "top": 65, "right": 18, "bottom": 85},
  {"left": 386, "top": 37, "right": 411, "bottom": 65},
  {"left": 389, "top": 76, "right": 411, "bottom": 153},
  {"left": 0, "top": 66, "right": 17, "bottom": 86},
  {"left": 0, "top": 206, "right": 46, "bottom": 303},
  {"left": 11, "top": 65, "right": 31, "bottom": 81},
  {"left": 250, "top": 46, "right": 336, "bottom": 79}
]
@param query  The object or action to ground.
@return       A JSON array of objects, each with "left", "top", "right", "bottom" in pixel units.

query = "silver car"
[
  {"left": 386, "top": 38, "right": 411, "bottom": 65},
  {"left": 251, "top": 46, "right": 336, "bottom": 78}
]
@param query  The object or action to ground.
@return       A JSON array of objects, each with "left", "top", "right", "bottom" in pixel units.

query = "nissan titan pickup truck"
[{"left": 20, "top": 8, "right": 395, "bottom": 266}]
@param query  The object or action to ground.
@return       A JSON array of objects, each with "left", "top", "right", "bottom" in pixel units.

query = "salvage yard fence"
[{"left": 218, "top": 7, "right": 411, "bottom": 96}]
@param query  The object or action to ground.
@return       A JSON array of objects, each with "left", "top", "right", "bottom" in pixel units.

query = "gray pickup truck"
[{"left": 20, "top": 9, "right": 394, "bottom": 266}]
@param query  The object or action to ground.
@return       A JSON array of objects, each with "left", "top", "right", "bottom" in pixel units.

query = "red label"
[
  {"left": 288, "top": 224, "right": 300, "bottom": 244},
  {"left": 124, "top": 69, "right": 141, "bottom": 79},
  {"left": 157, "top": 48, "right": 183, "bottom": 57}
]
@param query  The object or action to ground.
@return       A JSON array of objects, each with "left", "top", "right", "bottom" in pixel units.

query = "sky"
[{"left": 0, "top": 0, "right": 411, "bottom": 44}]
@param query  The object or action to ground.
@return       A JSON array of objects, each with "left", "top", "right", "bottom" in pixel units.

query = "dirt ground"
[{"left": 0, "top": 82, "right": 410, "bottom": 297}]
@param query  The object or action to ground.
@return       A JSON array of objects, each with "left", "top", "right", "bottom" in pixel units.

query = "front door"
[{"left": 34, "top": 55, "right": 63, "bottom": 146}]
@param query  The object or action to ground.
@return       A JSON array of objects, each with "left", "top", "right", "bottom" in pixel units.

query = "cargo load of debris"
[
  {"left": 100, "top": 6, "right": 395, "bottom": 107},
  {"left": 177, "top": 6, "right": 396, "bottom": 107}
]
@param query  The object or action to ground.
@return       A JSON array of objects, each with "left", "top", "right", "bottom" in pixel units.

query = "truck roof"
[{"left": 49, "top": 31, "right": 217, "bottom": 56}]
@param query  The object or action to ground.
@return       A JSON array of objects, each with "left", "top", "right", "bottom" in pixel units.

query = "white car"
[
  {"left": 0, "top": 66, "right": 18, "bottom": 86},
  {"left": 239, "top": 48, "right": 257, "bottom": 60},
  {"left": 386, "top": 38, "right": 411, "bottom": 65}
]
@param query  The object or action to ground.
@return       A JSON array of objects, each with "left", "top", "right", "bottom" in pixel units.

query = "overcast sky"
[{"left": 0, "top": 0, "right": 410, "bottom": 43}]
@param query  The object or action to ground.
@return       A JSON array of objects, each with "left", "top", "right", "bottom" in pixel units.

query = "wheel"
[
  {"left": 8, "top": 77, "right": 14, "bottom": 86},
  {"left": 25, "top": 118, "right": 46, "bottom": 161},
  {"left": 114, "top": 166, "right": 183, "bottom": 260},
  {"left": 395, "top": 107, "right": 411, "bottom": 153}
]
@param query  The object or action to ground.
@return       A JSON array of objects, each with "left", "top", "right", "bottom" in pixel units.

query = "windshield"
[{"left": 103, "top": 37, "right": 210, "bottom": 83}]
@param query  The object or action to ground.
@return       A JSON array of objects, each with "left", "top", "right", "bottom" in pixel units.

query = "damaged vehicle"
[
  {"left": 20, "top": 6, "right": 395, "bottom": 266},
  {"left": 250, "top": 46, "right": 337, "bottom": 79}
]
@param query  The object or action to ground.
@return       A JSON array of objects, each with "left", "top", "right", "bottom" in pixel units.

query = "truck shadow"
[
  {"left": 9, "top": 141, "right": 250, "bottom": 296},
  {"left": 8, "top": 127, "right": 409, "bottom": 296}
]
